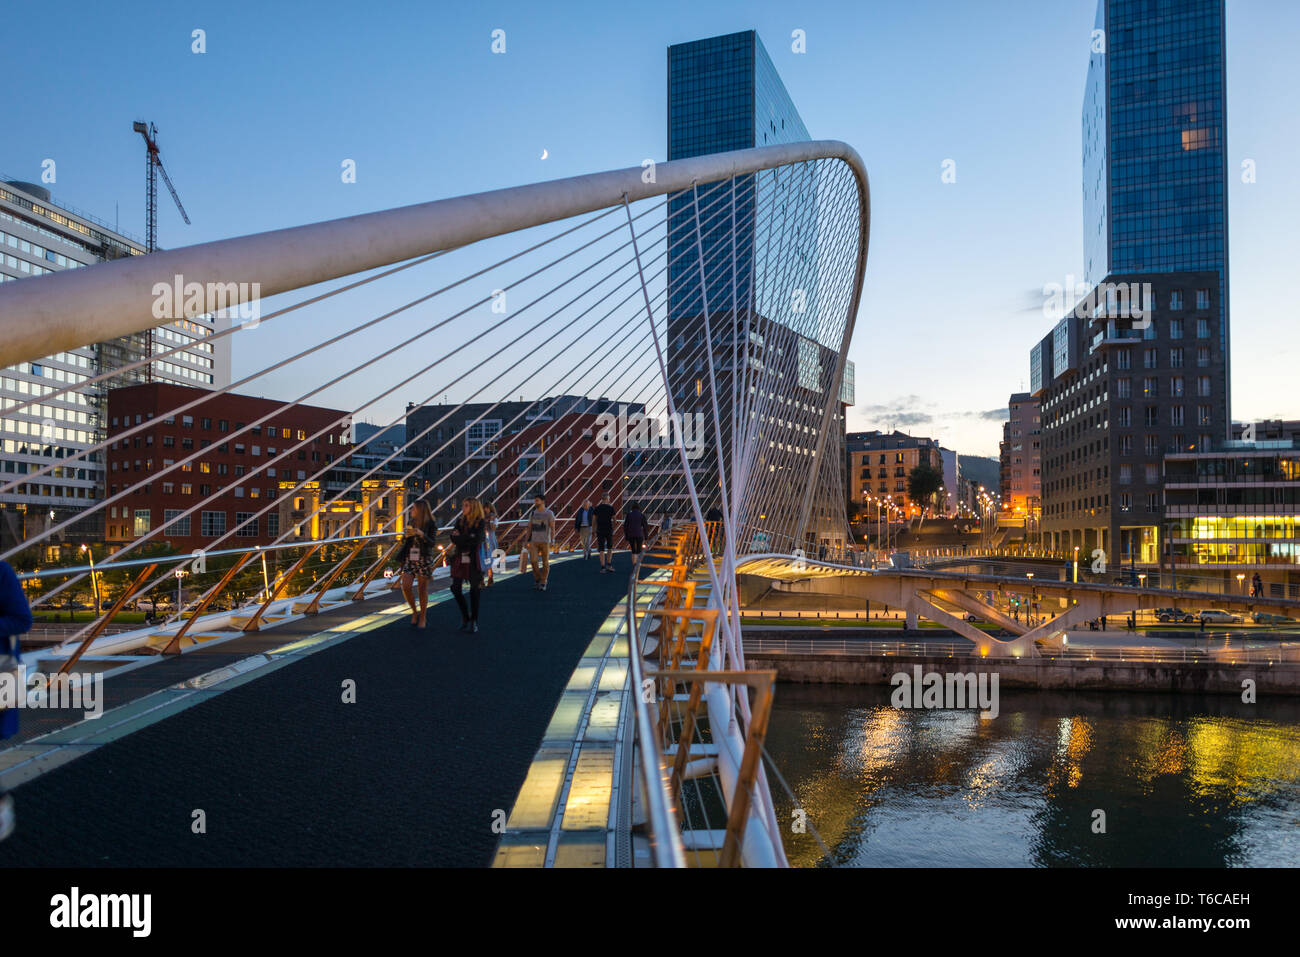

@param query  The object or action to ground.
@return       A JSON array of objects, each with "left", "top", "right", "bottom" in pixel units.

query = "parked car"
[
  {"left": 1153, "top": 607, "right": 1196, "bottom": 623},
  {"left": 1252, "top": 612, "right": 1295, "bottom": 625},
  {"left": 964, "top": 613, "right": 983, "bottom": 623},
  {"left": 1197, "top": 609, "right": 1241, "bottom": 624}
]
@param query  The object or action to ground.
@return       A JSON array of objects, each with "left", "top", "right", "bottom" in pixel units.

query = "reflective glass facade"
[{"left": 1082, "top": 0, "right": 1228, "bottom": 356}]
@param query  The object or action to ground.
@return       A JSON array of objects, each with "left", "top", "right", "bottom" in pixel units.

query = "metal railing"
[{"left": 742, "top": 635, "right": 1300, "bottom": 664}]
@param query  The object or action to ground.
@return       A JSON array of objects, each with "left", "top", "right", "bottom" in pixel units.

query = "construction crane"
[
  {"left": 132, "top": 120, "right": 191, "bottom": 383},
  {"left": 132, "top": 120, "right": 190, "bottom": 253}
]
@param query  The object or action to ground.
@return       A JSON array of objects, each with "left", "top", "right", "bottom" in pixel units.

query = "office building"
[
  {"left": 665, "top": 30, "right": 851, "bottom": 552},
  {"left": 0, "top": 179, "right": 232, "bottom": 549},
  {"left": 1034, "top": 0, "right": 1229, "bottom": 561}
]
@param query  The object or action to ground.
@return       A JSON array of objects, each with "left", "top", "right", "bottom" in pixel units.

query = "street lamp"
[
  {"left": 1073, "top": 545, "right": 1079, "bottom": 583},
  {"left": 81, "top": 543, "right": 100, "bottom": 614},
  {"left": 1237, "top": 572, "right": 1246, "bottom": 595},
  {"left": 174, "top": 568, "right": 186, "bottom": 612}
]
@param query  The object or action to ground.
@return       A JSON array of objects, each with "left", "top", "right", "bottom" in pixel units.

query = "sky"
[{"left": 4, "top": 0, "right": 1297, "bottom": 459}]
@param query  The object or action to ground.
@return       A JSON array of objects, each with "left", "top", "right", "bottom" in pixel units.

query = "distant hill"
[{"left": 959, "top": 455, "right": 1000, "bottom": 492}]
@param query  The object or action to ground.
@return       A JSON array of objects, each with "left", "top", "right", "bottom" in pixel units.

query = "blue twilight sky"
[{"left": 4, "top": 0, "right": 1297, "bottom": 458}]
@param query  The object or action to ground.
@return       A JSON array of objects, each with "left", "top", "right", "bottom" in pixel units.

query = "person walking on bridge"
[
  {"left": 574, "top": 500, "right": 595, "bottom": 560},
  {"left": 481, "top": 502, "right": 499, "bottom": 587},
  {"left": 624, "top": 501, "right": 647, "bottom": 558},
  {"left": 450, "top": 498, "right": 487, "bottom": 633},
  {"left": 397, "top": 500, "right": 438, "bottom": 629},
  {"left": 594, "top": 492, "right": 616, "bottom": 573},
  {"left": 528, "top": 495, "right": 556, "bottom": 591}
]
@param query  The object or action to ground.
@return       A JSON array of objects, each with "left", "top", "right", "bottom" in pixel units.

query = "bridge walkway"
[{"left": 0, "top": 554, "right": 629, "bottom": 867}]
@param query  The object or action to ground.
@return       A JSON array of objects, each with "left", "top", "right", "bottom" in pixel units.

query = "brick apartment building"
[
  {"left": 106, "top": 383, "right": 351, "bottom": 552},
  {"left": 493, "top": 411, "right": 625, "bottom": 545}
]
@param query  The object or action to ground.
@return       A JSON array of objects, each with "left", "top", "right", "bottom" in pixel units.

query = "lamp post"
[
  {"left": 259, "top": 547, "right": 271, "bottom": 602},
  {"left": 1237, "top": 572, "right": 1246, "bottom": 595},
  {"left": 175, "top": 568, "right": 186, "bottom": 613},
  {"left": 1073, "top": 545, "right": 1079, "bottom": 584},
  {"left": 1026, "top": 572, "right": 1035, "bottom": 626},
  {"left": 81, "top": 543, "right": 100, "bottom": 614}
]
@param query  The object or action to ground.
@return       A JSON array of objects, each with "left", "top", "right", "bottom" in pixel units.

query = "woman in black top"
[
  {"left": 450, "top": 497, "right": 487, "bottom": 633},
  {"left": 398, "top": 500, "right": 438, "bottom": 628}
]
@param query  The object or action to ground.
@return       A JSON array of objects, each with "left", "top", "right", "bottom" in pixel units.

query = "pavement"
[{"left": 0, "top": 552, "right": 631, "bottom": 867}]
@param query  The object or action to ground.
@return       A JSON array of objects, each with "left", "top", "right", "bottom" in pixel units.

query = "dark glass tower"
[
  {"left": 1083, "top": 0, "right": 1229, "bottom": 389},
  {"left": 1035, "top": 0, "right": 1231, "bottom": 567},
  {"left": 639, "top": 30, "right": 848, "bottom": 552}
]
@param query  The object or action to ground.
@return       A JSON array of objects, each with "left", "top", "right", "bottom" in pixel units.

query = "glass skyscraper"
[
  {"left": 646, "top": 31, "right": 850, "bottom": 551},
  {"left": 1083, "top": 0, "right": 1228, "bottom": 360},
  {"left": 1034, "top": 0, "right": 1231, "bottom": 565}
]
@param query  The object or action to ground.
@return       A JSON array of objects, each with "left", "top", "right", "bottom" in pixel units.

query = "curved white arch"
[{"left": 0, "top": 140, "right": 869, "bottom": 370}]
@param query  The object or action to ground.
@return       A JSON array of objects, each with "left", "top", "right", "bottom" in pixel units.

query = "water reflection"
[{"left": 766, "top": 684, "right": 1300, "bottom": 867}]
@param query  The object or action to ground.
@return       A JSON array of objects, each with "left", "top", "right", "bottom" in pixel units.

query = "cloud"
[{"left": 977, "top": 408, "right": 1010, "bottom": 421}]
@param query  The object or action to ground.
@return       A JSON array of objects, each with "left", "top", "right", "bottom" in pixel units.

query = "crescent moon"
[{"left": 540, "top": 149, "right": 549, "bottom": 160}]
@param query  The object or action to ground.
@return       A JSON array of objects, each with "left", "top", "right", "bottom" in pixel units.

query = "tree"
[{"left": 907, "top": 465, "right": 944, "bottom": 516}]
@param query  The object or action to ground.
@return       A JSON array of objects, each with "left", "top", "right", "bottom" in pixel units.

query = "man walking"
[
  {"left": 593, "top": 492, "right": 616, "bottom": 573},
  {"left": 529, "top": 494, "right": 556, "bottom": 591},
  {"left": 574, "top": 500, "right": 595, "bottom": 559}
]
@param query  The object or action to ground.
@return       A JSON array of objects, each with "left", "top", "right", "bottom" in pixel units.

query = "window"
[
  {"left": 1117, "top": 407, "right": 1131, "bottom": 427},
  {"left": 267, "top": 514, "right": 280, "bottom": 538},
  {"left": 1144, "top": 407, "right": 1159, "bottom": 427},
  {"left": 1142, "top": 377, "right": 1157, "bottom": 398},
  {"left": 1198, "top": 405, "right": 1213, "bottom": 426},
  {"left": 1169, "top": 348, "right": 1183, "bottom": 369},
  {"left": 1144, "top": 435, "right": 1159, "bottom": 456},
  {"left": 1170, "top": 406, "right": 1184, "bottom": 427},
  {"left": 162, "top": 435, "right": 175, "bottom": 448},
  {"left": 1196, "top": 289, "right": 1210, "bottom": 310},
  {"left": 1116, "top": 378, "right": 1131, "bottom": 399},
  {"left": 182, "top": 415, "right": 193, "bottom": 427},
  {"left": 133, "top": 509, "right": 150, "bottom": 537},
  {"left": 1115, "top": 349, "right": 1131, "bottom": 370},
  {"left": 1170, "top": 290, "right": 1183, "bottom": 310},
  {"left": 1119, "top": 492, "right": 1132, "bottom": 510},
  {"left": 200, "top": 511, "right": 226, "bottom": 537},
  {"left": 201, "top": 418, "right": 212, "bottom": 430},
  {"left": 1143, "top": 348, "right": 1157, "bottom": 369},
  {"left": 1169, "top": 318, "right": 1183, "bottom": 339},
  {"left": 1197, "top": 376, "right": 1212, "bottom": 397},
  {"left": 1119, "top": 435, "right": 1132, "bottom": 456},
  {"left": 235, "top": 512, "right": 258, "bottom": 538},
  {"left": 1196, "top": 347, "right": 1210, "bottom": 367},
  {"left": 1196, "top": 319, "right": 1210, "bottom": 339},
  {"left": 1145, "top": 464, "right": 1159, "bottom": 484},
  {"left": 1170, "top": 376, "right": 1184, "bottom": 397},
  {"left": 251, "top": 446, "right": 261, "bottom": 456},
  {"left": 163, "top": 509, "right": 191, "bottom": 537},
  {"left": 1119, "top": 464, "right": 1132, "bottom": 485},
  {"left": 219, "top": 420, "right": 229, "bottom": 432}
]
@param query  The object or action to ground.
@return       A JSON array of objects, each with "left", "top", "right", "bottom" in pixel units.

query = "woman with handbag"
[
  {"left": 450, "top": 498, "right": 487, "bottom": 632},
  {"left": 481, "top": 503, "right": 499, "bottom": 587},
  {"left": 397, "top": 500, "right": 438, "bottom": 628}
]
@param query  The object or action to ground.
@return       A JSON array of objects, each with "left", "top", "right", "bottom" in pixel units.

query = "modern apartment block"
[
  {"left": 1033, "top": 0, "right": 1229, "bottom": 563},
  {"left": 105, "top": 383, "right": 350, "bottom": 551},
  {"left": 665, "top": 30, "right": 852, "bottom": 552},
  {"left": 0, "top": 179, "right": 232, "bottom": 549},
  {"left": 999, "top": 393, "right": 1041, "bottom": 517},
  {"left": 846, "top": 430, "right": 944, "bottom": 518}
]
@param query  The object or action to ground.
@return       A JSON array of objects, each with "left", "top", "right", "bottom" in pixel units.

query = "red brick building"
[
  {"left": 105, "top": 383, "right": 350, "bottom": 552},
  {"left": 494, "top": 412, "right": 624, "bottom": 545}
]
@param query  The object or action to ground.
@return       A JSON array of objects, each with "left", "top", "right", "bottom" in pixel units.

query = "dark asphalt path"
[{"left": 0, "top": 554, "right": 630, "bottom": 867}]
